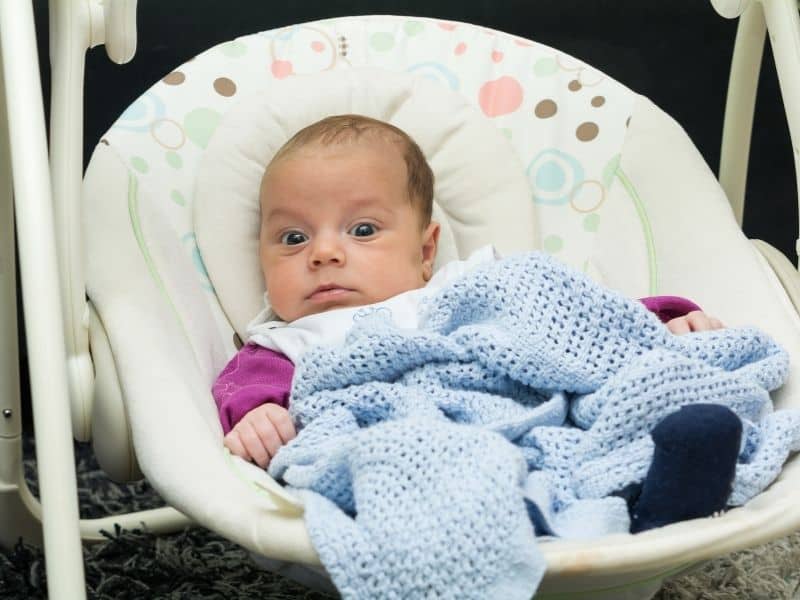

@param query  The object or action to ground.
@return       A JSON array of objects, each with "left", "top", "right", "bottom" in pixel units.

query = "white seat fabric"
[{"left": 82, "top": 14, "right": 800, "bottom": 596}]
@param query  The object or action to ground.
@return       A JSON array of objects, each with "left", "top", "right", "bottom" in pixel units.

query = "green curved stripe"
[
  {"left": 616, "top": 167, "right": 658, "bottom": 295},
  {"left": 127, "top": 172, "right": 190, "bottom": 341}
]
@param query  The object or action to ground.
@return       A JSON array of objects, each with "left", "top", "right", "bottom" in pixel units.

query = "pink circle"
[
  {"left": 437, "top": 21, "right": 458, "bottom": 31},
  {"left": 491, "top": 50, "right": 504, "bottom": 63},
  {"left": 454, "top": 42, "right": 467, "bottom": 55},
  {"left": 478, "top": 76, "right": 524, "bottom": 117},
  {"left": 271, "top": 60, "right": 293, "bottom": 79},
  {"left": 311, "top": 40, "right": 325, "bottom": 53}
]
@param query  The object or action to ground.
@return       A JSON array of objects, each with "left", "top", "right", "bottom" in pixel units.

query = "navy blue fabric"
[{"left": 630, "top": 404, "right": 742, "bottom": 533}]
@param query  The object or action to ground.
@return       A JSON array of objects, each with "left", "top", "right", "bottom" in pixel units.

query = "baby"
[{"left": 213, "top": 114, "right": 724, "bottom": 470}]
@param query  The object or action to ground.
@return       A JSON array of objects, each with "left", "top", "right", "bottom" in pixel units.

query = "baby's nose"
[{"left": 309, "top": 235, "right": 345, "bottom": 266}]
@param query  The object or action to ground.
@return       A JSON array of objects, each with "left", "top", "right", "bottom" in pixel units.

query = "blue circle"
[{"left": 535, "top": 160, "right": 566, "bottom": 192}]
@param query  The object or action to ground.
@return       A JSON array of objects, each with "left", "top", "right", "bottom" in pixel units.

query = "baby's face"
[{"left": 259, "top": 139, "right": 439, "bottom": 322}]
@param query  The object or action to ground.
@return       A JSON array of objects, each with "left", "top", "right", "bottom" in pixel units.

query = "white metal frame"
[
  {"left": 0, "top": 2, "right": 188, "bottom": 599},
  {"left": 0, "top": 0, "right": 798, "bottom": 598},
  {"left": 718, "top": 0, "right": 800, "bottom": 263}
]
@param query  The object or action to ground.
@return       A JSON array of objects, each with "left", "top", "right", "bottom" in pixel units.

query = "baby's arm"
[
  {"left": 212, "top": 344, "right": 296, "bottom": 467},
  {"left": 640, "top": 295, "right": 724, "bottom": 335}
]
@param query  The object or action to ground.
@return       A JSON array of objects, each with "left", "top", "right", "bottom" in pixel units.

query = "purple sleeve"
[
  {"left": 212, "top": 344, "right": 294, "bottom": 435},
  {"left": 639, "top": 295, "right": 702, "bottom": 324}
]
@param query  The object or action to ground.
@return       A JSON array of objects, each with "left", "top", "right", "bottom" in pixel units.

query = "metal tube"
[
  {"left": 719, "top": 2, "right": 766, "bottom": 226},
  {"left": 0, "top": 1, "right": 86, "bottom": 598},
  {"left": 761, "top": 0, "right": 800, "bottom": 265},
  {"left": 48, "top": 0, "right": 95, "bottom": 442}
]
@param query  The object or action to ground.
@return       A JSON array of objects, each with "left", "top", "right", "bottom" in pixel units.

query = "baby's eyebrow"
[{"left": 263, "top": 207, "right": 301, "bottom": 222}]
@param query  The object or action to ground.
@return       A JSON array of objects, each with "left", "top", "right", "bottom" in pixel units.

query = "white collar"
[{"left": 247, "top": 245, "right": 499, "bottom": 363}]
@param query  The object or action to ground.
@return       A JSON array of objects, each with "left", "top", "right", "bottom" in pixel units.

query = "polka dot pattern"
[
  {"left": 404, "top": 21, "right": 425, "bottom": 36},
  {"left": 576, "top": 122, "right": 599, "bottom": 142},
  {"left": 171, "top": 190, "right": 185, "bottom": 205},
  {"left": 543, "top": 235, "right": 563, "bottom": 253},
  {"left": 583, "top": 213, "right": 600, "bottom": 232},
  {"left": 370, "top": 32, "right": 395, "bottom": 52},
  {"left": 165, "top": 151, "right": 182, "bottom": 169},
  {"left": 535, "top": 99, "right": 557, "bottom": 118},
  {"left": 130, "top": 156, "right": 148, "bottom": 173},
  {"left": 219, "top": 41, "right": 247, "bottom": 58},
  {"left": 533, "top": 57, "right": 558, "bottom": 76},
  {"left": 478, "top": 76, "right": 523, "bottom": 117},
  {"left": 213, "top": 77, "right": 237, "bottom": 97},
  {"left": 162, "top": 71, "right": 185, "bottom": 85},
  {"left": 271, "top": 60, "right": 293, "bottom": 79},
  {"left": 183, "top": 108, "right": 222, "bottom": 149},
  {"left": 103, "top": 15, "right": 637, "bottom": 303}
]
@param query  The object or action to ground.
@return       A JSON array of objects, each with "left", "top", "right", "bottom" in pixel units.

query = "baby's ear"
[{"left": 421, "top": 221, "right": 440, "bottom": 281}]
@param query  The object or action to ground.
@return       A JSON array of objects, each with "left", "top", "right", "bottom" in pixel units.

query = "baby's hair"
[{"left": 265, "top": 114, "right": 434, "bottom": 225}]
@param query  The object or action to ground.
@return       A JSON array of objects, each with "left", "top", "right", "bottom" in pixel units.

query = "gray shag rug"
[{"left": 2, "top": 436, "right": 800, "bottom": 599}]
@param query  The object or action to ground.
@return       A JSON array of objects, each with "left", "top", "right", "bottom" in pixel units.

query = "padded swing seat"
[{"left": 82, "top": 15, "right": 800, "bottom": 597}]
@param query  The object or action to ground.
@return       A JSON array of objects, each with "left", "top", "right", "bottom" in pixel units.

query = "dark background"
[{"left": 32, "top": 0, "right": 797, "bottom": 260}]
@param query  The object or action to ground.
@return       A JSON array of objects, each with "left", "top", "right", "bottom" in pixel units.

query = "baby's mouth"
[{"left": 307, "top": 284, "right": 355, "bottom": 302}]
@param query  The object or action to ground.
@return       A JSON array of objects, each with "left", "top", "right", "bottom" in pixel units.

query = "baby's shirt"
[
  {"left": 212, "top": 248, "right": 701, "bottom": 434},
  {"left": 212, "top": 344, "right": 293, "bottom": 435}
]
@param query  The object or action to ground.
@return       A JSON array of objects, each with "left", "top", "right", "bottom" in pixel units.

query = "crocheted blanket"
[{"left": 268, "top": 252, "right": 800, "bottom": 599}]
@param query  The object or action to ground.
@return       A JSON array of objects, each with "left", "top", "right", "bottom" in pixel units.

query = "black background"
[{"left": 32, "top": 0, "right": 797, "bottom": 260}]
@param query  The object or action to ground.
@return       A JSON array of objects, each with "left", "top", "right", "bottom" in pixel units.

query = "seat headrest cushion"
[{"left": 194, "top": 67, "right": 536, "bottom": 338}]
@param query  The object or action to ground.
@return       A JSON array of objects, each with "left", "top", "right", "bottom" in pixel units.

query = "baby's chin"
[
  {"left": 280, "top": 289, "right": 419, "bottom": 322},
  {"left": 278, "top": 297, "right": 368, "bottom": 322}
]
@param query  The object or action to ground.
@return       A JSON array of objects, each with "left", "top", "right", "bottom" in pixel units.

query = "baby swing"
[{"left": 2, "top": 0, "right": 800, "bottom": 598}]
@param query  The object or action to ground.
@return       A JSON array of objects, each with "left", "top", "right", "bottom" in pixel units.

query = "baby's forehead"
[
  {"left": 282, "top": 133, "right": 403, "bottom": 161},
  {"left": 262, "top": 136, "right": 405, "bottom": 189},
  {"left": 260, "top": 138, "right": 408, "bottom": 206}
]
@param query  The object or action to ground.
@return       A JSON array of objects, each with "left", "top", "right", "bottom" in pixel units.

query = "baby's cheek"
[{"left": 266, "top": 273, "right": 299, "bottom": 321}]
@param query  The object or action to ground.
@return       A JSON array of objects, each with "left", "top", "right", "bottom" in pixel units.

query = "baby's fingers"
[
  {"left": 224, "top": 430, "right": 251, "bottom": 462},
  {"left": 667, "top": 316, "right": 691, "bottom": 335},
  {"left": 251, "top": 418, "right": 285, "bottom": 467},
  {"left": 685, "top": 311, "right": 714, "bottom": 332},
  {"left": 264, "top": 405, "right": 297, "bottom": 444},
  {"left": 236, "top": 421, "right": 271, "bottom": 468}
]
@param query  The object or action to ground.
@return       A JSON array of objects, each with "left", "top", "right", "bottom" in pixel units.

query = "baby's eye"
[
  {"left": 280, "top": 231, "right": 308, "bottom": 245},
  {"left": 349, "top": 223, "right": 377, "bottom": 237}
]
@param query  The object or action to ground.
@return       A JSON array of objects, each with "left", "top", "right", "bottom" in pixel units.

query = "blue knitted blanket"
[{"left": 268, "top": 252, "right": 800, "bottom": 599}]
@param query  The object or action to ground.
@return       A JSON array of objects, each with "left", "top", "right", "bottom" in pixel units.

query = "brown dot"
[
  {"left": 162, "top": 71, "right": 186, "bottom": 85},
  {"left": 568, "top": 79, "right": 582, "bottom": 92},
  {"left": 213, "top": 77, "right": 237, "bottom": 97},
  {"left": 576, "top": 122, "right": 599, "bottom": 142},
  {"left": 99, "top": 138, "right": 110, "bottom": 146},
  {"left": 534, "top": 99, "right": 558, "bottom": 118},
  {"left": 626, "top": 116, "right": 631, "bottom": 127},
  {"left": 591, "top": 95, "right": 605, "bottom": 107}
]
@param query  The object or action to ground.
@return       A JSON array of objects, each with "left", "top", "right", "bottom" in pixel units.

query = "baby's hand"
[
  {"left": 224, "top": 403, "right": 296, "bottom": 468},
  {"left": 666, "top": 311, "right": 724, "bottom": 335}
]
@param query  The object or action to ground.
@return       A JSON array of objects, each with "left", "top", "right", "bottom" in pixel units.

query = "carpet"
[{"left": 1, "top": 436, "right": 799, "bottom": 599}]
